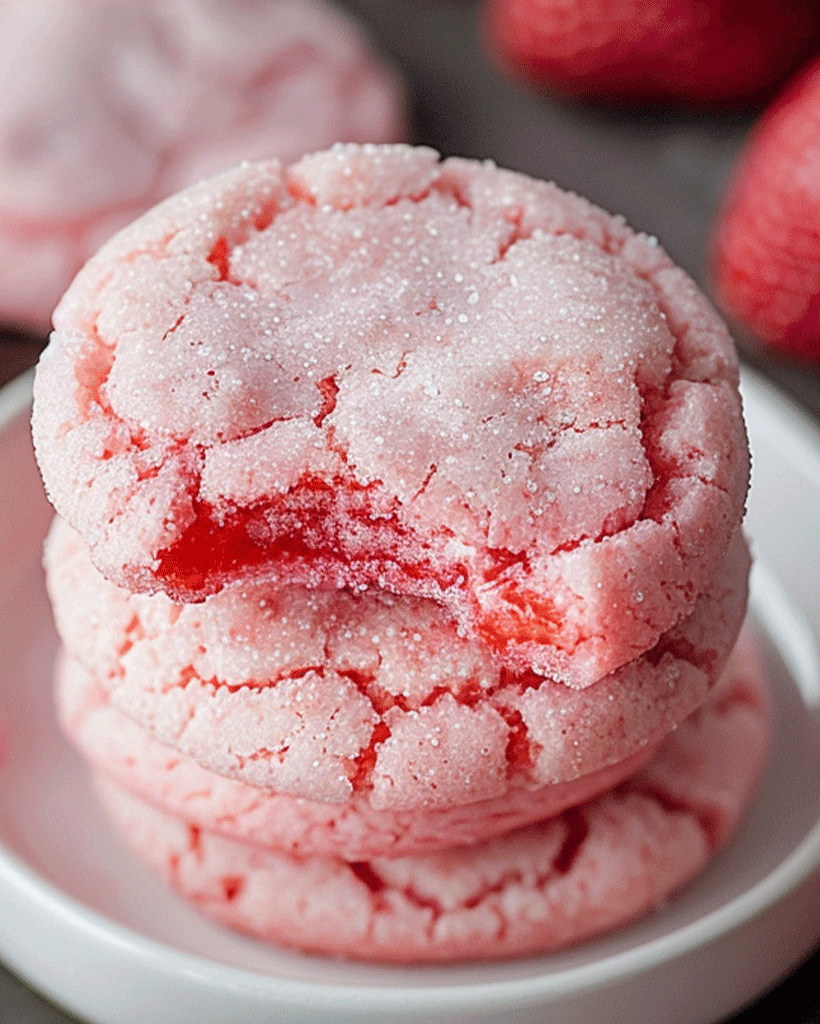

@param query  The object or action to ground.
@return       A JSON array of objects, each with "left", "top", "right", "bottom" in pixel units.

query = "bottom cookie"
[{"left": 93, "top": 629, "right": 770, "bottom": 963}]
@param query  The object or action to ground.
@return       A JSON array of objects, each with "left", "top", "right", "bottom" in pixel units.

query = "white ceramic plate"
[{"left": 1, "top": 367, "right": 819, "bottom": 1024}]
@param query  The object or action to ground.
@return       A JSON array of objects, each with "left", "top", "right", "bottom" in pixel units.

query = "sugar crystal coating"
[
  {"left": 57, "top": 651, "right": 656, "bottom": 858},
  {"left": 33, "top": 145, "right": 749, "bottom": 685},
  {"left": 92, "top": 631, "right": 771, "bottom": 962},
  {"left": 46, "top": 515, "right": 750, "bottom": 809}
]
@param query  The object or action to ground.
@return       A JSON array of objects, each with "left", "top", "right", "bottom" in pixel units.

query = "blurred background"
[
  {"left": 1, "top": 0, "right": 819, "bottom": 1020},
  {"left": 4, "top": 0, "right": 820, "bottom": 415}
]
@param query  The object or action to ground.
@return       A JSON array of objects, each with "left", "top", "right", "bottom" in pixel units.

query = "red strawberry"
[
  {"left": 484, "top": 0, "right": 820, "bottom": 108},
  {"left": 711, "top": 56, "right": 820, "bottom": 360}
]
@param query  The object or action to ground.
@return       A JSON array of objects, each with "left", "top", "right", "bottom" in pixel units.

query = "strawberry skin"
[
  {"left": 712, "top": 56, "right": 820, "bottom": 360},
  {"left": 484, "top": 0, "right": 820, "bottom": 108}
]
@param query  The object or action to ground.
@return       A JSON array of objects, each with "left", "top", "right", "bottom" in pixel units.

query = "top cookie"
[
  {"left": 0, "top": 0, "right": 404, "bottom": 333},
  {"left": 32, "top": 144, "right": 749, "bottom": 685}
]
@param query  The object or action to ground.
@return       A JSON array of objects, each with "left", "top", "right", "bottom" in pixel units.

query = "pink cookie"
[
  {"left": 46, "top": 516, "right": 750, "bottom": 810},
  {"left": 0, "top": 0, "right": 405, "bottom": 334},
  {"left": 93, "top": 632, "right": 771, "bottom": 962},
  {"left": 32, "top": 145, "right": 749, "bottom": 687},
  {"left": 58, "top": 651, "right": 655, "bottom": 858}
]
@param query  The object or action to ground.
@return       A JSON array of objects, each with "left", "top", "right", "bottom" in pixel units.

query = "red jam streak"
[
  {"left": 155, "top": 483, "right": 467, "bottom": 602},
  {"left": 477, "top": 585, "right": 563, "bottom": 651}
]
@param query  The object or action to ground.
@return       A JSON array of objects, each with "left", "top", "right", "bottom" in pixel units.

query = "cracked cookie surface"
[
  {"left": 33, "top": 144, "right": 749, "bottom": 685},
  {"left": 46, "top": 515, "right": 750, "bottom": 810},
  {"left": 93, "top": 630, "right": 770, "bottom": 962},
  {"left": 57, "top": 650, "right": 657, "bottom": 858}
]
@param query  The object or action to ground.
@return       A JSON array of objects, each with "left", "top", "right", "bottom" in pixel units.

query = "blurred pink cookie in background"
[{"left": 0, "top": 0, "right": 405, "bottom": 334}]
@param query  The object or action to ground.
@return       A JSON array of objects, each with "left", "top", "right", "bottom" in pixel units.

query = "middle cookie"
[{"left": 45, "top": 516, "right": 750, "bottom": 812}]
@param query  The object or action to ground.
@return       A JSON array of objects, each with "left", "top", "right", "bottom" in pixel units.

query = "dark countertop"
[{"left": 2, "top": 1, "right": 820, "bottom": 1020}]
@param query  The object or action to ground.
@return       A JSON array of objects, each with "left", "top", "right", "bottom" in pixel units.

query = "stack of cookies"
[{"left": 33, "top": 144, "right": 770, "bottom": 962}]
